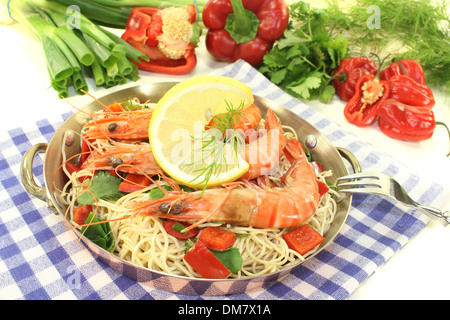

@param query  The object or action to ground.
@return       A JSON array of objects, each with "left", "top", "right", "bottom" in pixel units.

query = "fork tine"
[
  {"left": 337, "top": 172, "right": 381, "bottom": 181},
  {"left": 338, "top": 187, "right": 385, "bottom": 195},
  {"left": 337, "top": 180, "right": 382, "bottom": 188}
]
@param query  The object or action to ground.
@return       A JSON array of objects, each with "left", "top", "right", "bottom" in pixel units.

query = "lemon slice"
[{"left": 149, "top": 75, "right": 253, "bottom": 188}]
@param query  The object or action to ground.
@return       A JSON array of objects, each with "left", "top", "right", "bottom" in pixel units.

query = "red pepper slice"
[
  {"left": 202, "top": 0, "right": 289, "bottom": 66},
  {"left": 344, "top": 74, "right": 390, "bottom": 127},
  {"left": 184, "top": 241, "right": 231, "bottom": 279},
  {"left": 121, "top": 5, "right": 198, "bottom": 74},
  {"left": 73, "top": 205, "right": 93, "bottom": 225},
  {"left": 199, "top": 227, "right": 237, "bottom": 251},
  {"left": 163, "top": 221, "right": 200, "bottom": 240},
  {"left": 332, "top": 57, "right": 378, "bottom": 102},
  {"left": 118, "top": 173, "right": 151, "bottom": 193},
  {"left": 282, "top": 224, "right": 325, "bottom": 256}
]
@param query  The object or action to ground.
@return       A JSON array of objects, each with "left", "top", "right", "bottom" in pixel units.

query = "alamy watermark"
[
  {"left": 66, "top": 5, "right": 81, "bottom": 30},
  {"left": 366, "top": 5, "right": 381, "bottom": 30}
]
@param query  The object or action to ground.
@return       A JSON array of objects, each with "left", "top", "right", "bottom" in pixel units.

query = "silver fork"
[{"left": 337, "top": 172, "right": 450, "bottom": 226}]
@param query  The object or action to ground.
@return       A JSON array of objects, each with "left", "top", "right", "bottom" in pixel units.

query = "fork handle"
[{"left": 414, "top": 203, "right": 450, "bottom": 226}]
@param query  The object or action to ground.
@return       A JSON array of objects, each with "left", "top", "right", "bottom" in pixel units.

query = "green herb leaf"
[
  {"left": 319, "top": 85, "right": 336, "bottom": 104},
  {"left": 288, "top": 74, "right": 322, "bottom": 100},
  {"left": 80, "top": 212, "right": 115, "bottom": 252},
  {"left": 172, "top": 222, "right": 189, "bottom": 235},
  {"left": 77, "top": 171, "right": 123, "bottom": 205},
  {"left": 211, "top": 248, "right": 243, "bottom": 273},
  {"left": 149, "top": 184, "right": 194, "bottom": 200},
  {"left": 258, "top": 1, "right": 349, "bottom": 103}
]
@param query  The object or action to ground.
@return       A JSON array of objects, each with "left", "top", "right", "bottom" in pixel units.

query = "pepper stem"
[
  {"left": 436, "top": 121, "right": 450, "bottom": 157},
  {"left": 225, "top": 0, "right": 260, "bottom": 44},
  {"left": 392, "top": 57, "right": 408, "bottom": 76},
  {"left": 370, "top": 53, "right": 391, "bottom": 78},
  {"left": 229, "top": 0, "right": 251, "bottom": 35}
]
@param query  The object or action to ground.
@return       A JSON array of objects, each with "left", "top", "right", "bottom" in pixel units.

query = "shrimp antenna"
[{"left": 80, "top": 89, "right": 109, "bottom": 110}]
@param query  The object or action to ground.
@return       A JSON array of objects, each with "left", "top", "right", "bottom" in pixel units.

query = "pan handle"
[
  {"left": 336, "top": 147, "right": 362, "bottom": 174},
  {"left": 21, "top": 143, "right": 48, "bottom": 202}
]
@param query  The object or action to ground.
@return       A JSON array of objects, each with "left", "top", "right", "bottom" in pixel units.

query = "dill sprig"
[
  {"left": 188, "top": 100, "right": 246, "bottom": 193},
  {"left": 323, "top": 0, "right": 450, "bottom": 95}
]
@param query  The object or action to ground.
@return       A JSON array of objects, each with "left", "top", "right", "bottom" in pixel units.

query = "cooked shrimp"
[
  {"left": 207, "top": 103, "right": 262, "bottom": 133},
  {"left": 131, "top": 138, "right": 320, "bottom": 229},
  {"left": 80, "top": 141, "right": 161, "bottom": 175},
  {"left": 239, "top": 108, "right": 287, "bottom": 180},
  {"left": 83, "top": 104, "right": 153, "bottom": 142}
]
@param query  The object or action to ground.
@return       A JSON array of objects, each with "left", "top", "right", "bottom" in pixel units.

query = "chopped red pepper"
[
  {"left": 282, "top": 224, "right": 325, "bottom": 256},
  {"left": 202, "top": 0, "right": 289, "bottom": 66},
  {"left": 121, "top": 5, "right": 199, "bottom": 74},
  {"left": 343, "top": 73, "right": 390, "bottom": 127},
  {"left": 199, "top": 227, "right": 237, "bottom": 251},
  {"left": 163, "top": 221, "right": 200, "bottom": 240},
  {"left": 332, "top": 57, "right": 378, "bottom": 102},
  {"left": 73, "top": 205, "right": 93, "bottom": 225},
  {"left": 118, "top": 173, "right": 151, "bottom": 193},
  {"left": 65, "top": 161, "right": 89, "bottom": 183},
  {"left": 184, "top": 241, "right": 231, "bottom": 279}
]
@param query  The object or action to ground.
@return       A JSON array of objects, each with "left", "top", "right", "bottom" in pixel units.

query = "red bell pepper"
[
  {"left": 387, "top": 75, "right": 435, "bottom": 108},
  {"left": 343, "top": 73, "right": 390, "bottom": 127},
  {"left": 202, "top": 0, "right": 289, "bottom": 66},
  {"left": 184, "top": 241, "right": 231, "bottom": 279},
  {"left": 332, "top": 57, "right": 378, "bottom": 102},
  {"left": 282, "top": 224, "right": 325, "bottom": 256},
  {"left": 121, "top": 5, "right": 199, "bottom": 74},
  {"left": 378, "top": 100, "right": 437, "bottom": 141},
  {"left": 380, "top": 59, "right": 426, "bottom": 85},
  {"left": 377, "top": 74, "right": 450, "bottom": 144},
  {"left": 198, "top": 227, "right": 237, "bottom": 251}
]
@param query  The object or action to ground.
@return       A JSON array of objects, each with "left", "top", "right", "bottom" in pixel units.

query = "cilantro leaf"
[
  {"left": 319, "top": 84, "right": 336, "bottom": 103},
  {"left": 77, "top": 171, "right": 123, "bottom": 205},
  {"left": 258, "top": 0, "right": 349, "bottom": 103},
  {"left": 288, "top": 74, "right": 322, "bottom": 100}
]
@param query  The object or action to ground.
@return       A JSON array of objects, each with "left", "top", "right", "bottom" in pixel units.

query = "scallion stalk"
[
  {"left": 5, "top": 0, "right": 144, "bottom": 98},
  {"left": 48, "top": 0, "right": 207, "bottom": 28}
]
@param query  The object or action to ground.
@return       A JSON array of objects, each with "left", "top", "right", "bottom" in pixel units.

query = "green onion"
[
  {"left": 7, "top": 0, "right": 147, "bottom": 98},
  {"left": 49, "top": 0, "right": 207, "bottom": 28}
]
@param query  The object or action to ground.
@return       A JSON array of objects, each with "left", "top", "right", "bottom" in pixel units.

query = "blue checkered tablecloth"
[{"left": 0, "top": 60, "right": 448, "bottom": 300}]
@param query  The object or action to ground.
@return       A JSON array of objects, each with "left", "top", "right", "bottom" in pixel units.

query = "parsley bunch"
[{"left": 258, "top": 1, "right": 349, "bottom": 103}]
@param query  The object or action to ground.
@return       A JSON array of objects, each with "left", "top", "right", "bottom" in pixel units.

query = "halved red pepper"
[
  {"left": 380, "top": 59, "right": 426, "bottom": 85},
  {"left": 121, "top": 5, "right": 199, "bottom": 74},
  {"left": 202, "top": 0, "right": 289, "bottom": 66},
  {"left": 332, "top": 57, "right": 378, "bottom": 102},
  {"left": 343, "top": 73, "right": 390, "bottom": 127}
]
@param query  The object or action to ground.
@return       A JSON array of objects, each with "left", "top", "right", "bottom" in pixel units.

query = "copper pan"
[{"left": 21, "top": 83, "right": 360, "bottom": 295}]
